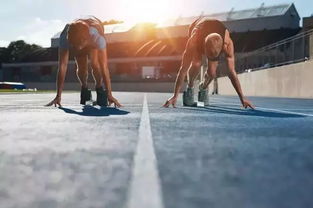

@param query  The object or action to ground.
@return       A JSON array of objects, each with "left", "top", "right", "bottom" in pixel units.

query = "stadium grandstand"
[
  {"left": 1, "top": 3, "right": 312, "bottom": 91},
  {"left": 0, "top": 47, "right": 6, "bottom": 80}
]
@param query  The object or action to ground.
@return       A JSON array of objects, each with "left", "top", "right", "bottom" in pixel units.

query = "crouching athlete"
[
  {"left": 47, "top": 17, "right": 121, "bottom": 107},
  {"left": 164, "top": 17, "right": 254, "bottom": 109}
]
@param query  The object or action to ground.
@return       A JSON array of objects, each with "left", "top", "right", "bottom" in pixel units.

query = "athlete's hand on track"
[
  {"left": 46, "top": 96, "right": 62, "bottom": 107},
  {"left": 163, "top": 96, "right": 178, "bottom": 108},
  {"left": 108, "top": 95, "right": 122, "bottom": 108},
  {"left": 242, "top": 99, "right": 255, "bottom": 109}
]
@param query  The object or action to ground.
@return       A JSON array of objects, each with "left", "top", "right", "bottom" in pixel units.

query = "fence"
[{"left": 233, "top": 28, "right": 313, "bottom": 74}]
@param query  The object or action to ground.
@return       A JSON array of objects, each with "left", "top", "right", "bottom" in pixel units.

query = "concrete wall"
[
  {"left": 217, "top": 60, "right": 313, "bottom": 98},
  {"left": 24, "top": 82, "right": 179, "bottom": 93}
]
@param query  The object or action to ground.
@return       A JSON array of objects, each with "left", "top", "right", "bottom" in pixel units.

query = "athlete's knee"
[
  {"left": 191, "top": 60, "right": 202, "bottom": 69},
  {"left": 92, "top": 68, "right": 102, "bottom": 82},
  {"left": 91, "top": 62, "right": 100, "bottom": 71},
  {"left": 76, "top": 66, "right": 88, "bottom": 77},
  {"left": 206, "top": 70, "right": 216, "bottom": 79}
]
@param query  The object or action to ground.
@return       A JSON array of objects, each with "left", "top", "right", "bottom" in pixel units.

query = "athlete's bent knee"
[
  {"left": 91, "top": 63, "right": 100, "bottom": 71},
  {"left": 207, "top": 70, "right": 216, "bottom": 79},
  {"left": 191, "top": 61, "right": 202, "bottom": 69},
  {"left": 76, "top": 67, "right": 87, "bottom": 76}
]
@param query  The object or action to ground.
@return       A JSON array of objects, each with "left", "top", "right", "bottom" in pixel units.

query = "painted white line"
[
  {"left": 270, "top": 108, "right": 313, "bottom": 111},
  {"left": 256, "top": 107, "right": 313, "bottom": 117},
  {"left": 127, "top": 93, "right": 164, "bottom": 208},
  {"left": 210, "top": 101, "right": 313, "bottom": 117}
]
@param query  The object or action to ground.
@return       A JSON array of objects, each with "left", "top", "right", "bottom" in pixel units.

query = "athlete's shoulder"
[
  {"left": 59, "top": 24, "right": 70, "bottom": 49},
  {"left": 96, "top": 36, "right": 107, "bottom": 50},
  {"left": 89, "top": 26, "right": 106, "bottom": 49}
]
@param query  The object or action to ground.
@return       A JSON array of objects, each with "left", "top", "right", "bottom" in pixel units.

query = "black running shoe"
[
  {"left": 198, "top": 88, "right": 209, "bottom": 106},
  {"left": 183, "top": 87, "right": 197, "bottom": 106},
  {"left": 96, "top": 87, "right": 108, "bottom": 107},
  {"left": 80, "top": 87, "right": 92, "bottom": 105}
]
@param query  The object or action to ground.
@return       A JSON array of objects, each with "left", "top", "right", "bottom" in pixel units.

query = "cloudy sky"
[{"left": 0, "top": 0, "right": 312, "bottom": 47}]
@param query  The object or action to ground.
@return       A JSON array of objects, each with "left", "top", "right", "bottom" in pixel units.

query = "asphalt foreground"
[{"left": 0, "top": 92, "right": 313, "bottom": 208}]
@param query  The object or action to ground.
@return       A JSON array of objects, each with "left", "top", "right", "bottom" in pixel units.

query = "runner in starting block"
[
  {"left": 163, "top": 17, "right": 254, "bottom": 109},
  {"left": 46, "top": 16, "right": 121, "bottom": 108}
]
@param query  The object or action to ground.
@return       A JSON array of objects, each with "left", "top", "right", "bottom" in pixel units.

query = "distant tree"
[
  {"left": 0, "top": 47, "right": 9, "bottom": 63},
  {"left": 6, "top": 40, "right": 42, "bottom": 62}
]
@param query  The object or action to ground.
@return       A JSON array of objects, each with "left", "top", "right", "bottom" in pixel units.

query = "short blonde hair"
[{"left": 204, "top": 33, "right": 223, "bottom": 59}]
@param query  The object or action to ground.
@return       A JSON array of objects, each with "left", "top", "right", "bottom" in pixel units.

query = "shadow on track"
[
  {"left": 59, "top": 105, "right": 129, "bottom": 117},
  {"left": 181, "top": 105, "right": 305, "bottom": 118}
]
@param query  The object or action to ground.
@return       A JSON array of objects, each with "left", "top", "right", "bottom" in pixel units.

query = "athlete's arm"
[
  {"left": 224, "top": 34, "right": 255, "bottom": 109},
  {"left": 163, "top": 49, "right": 192, "bottom": 107},
  {"left": 163, "top": 37, "right": 195, "bottom": 107},
  {"left": 56, "top": 49, "right": 69, "bottom": 97},
  {"left": 174, "top": 49, "right": 193, "bottom": 97},
  {"left": 46, "top": 49, "right": 69, "bottom": 107},
  {"left": 98, "top": 49, "right": 122, "bottom": 107}
]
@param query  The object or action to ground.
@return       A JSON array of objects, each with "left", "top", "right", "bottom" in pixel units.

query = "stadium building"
[{"left": 1, "top": 3, "right": 312, "bottom": 91}]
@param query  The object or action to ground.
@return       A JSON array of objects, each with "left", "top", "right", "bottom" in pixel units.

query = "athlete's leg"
[
  {"left": 89, "top": 49, "right": 103, "bottom": 88},
  {"left": 172, "top": 33, "right": 199, "bottom": 94},
  {"left": 197, "top": 60, "right": 217, "bottom": 105},
  {"left": 75, "top": 55, "right": 88, "bottom": 88},
  {"left": 181, "top": 34, "right": 202, "bottom": 106},
  {"left": 89, "top": 49, "right": 107, "bottom": 106},
  {"left": 187, "top": 52, "right": 202, "bottom": 88},
  {"left": 75, "top": 55, "right": 92, "bottom": 104},
  {"left": 201, "top": 60, "right": 218, "bottom": 89}
]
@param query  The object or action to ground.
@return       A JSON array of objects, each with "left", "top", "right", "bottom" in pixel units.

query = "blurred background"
[{"left": 0, "top": 0, "right": 313, "bottom": 96}]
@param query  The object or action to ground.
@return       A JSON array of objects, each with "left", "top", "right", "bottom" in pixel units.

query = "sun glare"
[{"left": 124, "top": 0, "right": 171, "bottom": 24}]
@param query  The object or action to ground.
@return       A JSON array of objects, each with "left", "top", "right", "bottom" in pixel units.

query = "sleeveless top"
[
  {"left": 59, "top": 17, "right": 107, "bottom": 52},
  {"left": 189, "top": 17, "right": 227, "bottom": 60}
]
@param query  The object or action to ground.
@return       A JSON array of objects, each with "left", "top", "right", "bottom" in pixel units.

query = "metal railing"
[{"left": 234, "top": 28, "right": 313, "bottom": 73}]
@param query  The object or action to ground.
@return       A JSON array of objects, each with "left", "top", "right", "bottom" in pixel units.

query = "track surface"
[{"left": 0, "top": 92, "right": 313, "bottom": 208}]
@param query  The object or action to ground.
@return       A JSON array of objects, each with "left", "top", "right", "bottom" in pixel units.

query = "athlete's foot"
[
  {"left": 96, "top": 87, "right": 108, "bottom": 107},
  {"left": 80, "top": 87, "right": 92, "bottom": 105},
  {"left": 198, "top": 85, "right": 209, "bottom": 106},
  {"left": 183, "top": 87, "right": 196, "bottom": 106}
]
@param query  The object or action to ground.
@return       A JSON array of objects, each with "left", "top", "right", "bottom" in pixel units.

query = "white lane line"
[
  {"left": 210, "top": 101, "right": 313, "bottom": 117},
  {"left": 256, "top": 107, "right": 313, "bottom": 117},
  {"left": 127, "top": 93, "right": 164, "bottom": 208}
]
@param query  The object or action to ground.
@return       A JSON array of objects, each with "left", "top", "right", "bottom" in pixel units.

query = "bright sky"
[{"left": 0, "top": 0, "right": 312, "bottom": 47}]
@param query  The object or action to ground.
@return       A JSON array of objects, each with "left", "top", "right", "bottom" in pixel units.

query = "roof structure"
[
  {"left": 51, "top": 3, "right": 298, "bottom": 40},
  {"left": 159, "top": 3, "right": 299, "bottom": 27}
]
